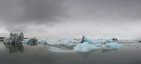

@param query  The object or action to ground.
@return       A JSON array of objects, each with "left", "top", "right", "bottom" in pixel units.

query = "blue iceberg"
[
  {"left": 37, "top": 39, "right": 48, "bottom": 45},
  {"left": 105, "top": 43, "right": 121, "bottom": 49},
  {"left": 22, "top": 38, "right": 38, "bottom": 45},
  {"left": 74, "top": 36, "right": 121, "bottom": 52},
  {"left": 58, "top": 38, "right": 79, "bottom": 46},
  {"left": 82, "top": 36, "right": 96, "bottom": 44},
  {"left": 73, "top": 42, "right": 101, "bottom": 52}
]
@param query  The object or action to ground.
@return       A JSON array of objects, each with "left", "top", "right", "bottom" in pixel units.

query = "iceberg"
[
  {"left": 82, "top": 36, "right": 96, "bottom": 44},
  {"left": 22, "top": 39, "right": 30, "bottom": 44},
  {"left": 73, "top": 42, "right": 101, "bottom": 52},
  {"left": 81, "top": 36, "right": 107, "bottom": 44},
  {"left": 37, "top": 39, "right": 48, "bottom": 45},
  {"left": 4, "top": 33, "right": 24, "bottom": 44},
  {"left": 58, "top": 38, "right": 79, "bottom": 46},
  {"left": 74, "top": 42, "right": 121, "bottom": 52},
  {"left": 105, "top": 43, "right": 121, "bottom": 49},
  {"left": 24, "top": 38, "right": 38, "bottom": 45},
  {"left": 21, "top": 35, "right": 121, "bottom": 53},
  {"left": 74, "top": 36, "right": 121, "bottom": 52}
]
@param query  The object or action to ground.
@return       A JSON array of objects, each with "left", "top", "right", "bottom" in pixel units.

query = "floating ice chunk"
[
  {"left": 82, "top": 36, "right": 96, "bottom": 44},
  {"left": 82, "top": 36, "right": 107, "bottom": 44},
  {"left": 37, "top": 39, "right": 48, "bottom": 45},
  {"left": 26, "top": 39, "right": 34, "bottom": 45},
  {"left": 105, "top": 39, "right": 114, "bottom": 43},
  {"left": 23, "top": 38, "right": 38, "bottom": 45},
  {"left": 61, "top": 38, "right": 73, "bottom": 46},
  {"left": 74, "top": 42, "right": 101, "bottom": 52},
  {"left": 58, "top": 38, "right": 79, "bottom": 46},
  {"left": 105, "top": 43, "right": 121, "bottom": 49},
  {"left": 22, "top": 39, "right": 30, "bottom": 44}
]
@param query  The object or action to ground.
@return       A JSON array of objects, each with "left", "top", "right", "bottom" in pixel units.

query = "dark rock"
[{"left": 112, "top": 38, "right": 118, "bottom": 41}]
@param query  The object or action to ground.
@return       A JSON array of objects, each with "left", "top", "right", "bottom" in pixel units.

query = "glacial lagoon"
[{"left": 0, "top": 41, "right": 141, "bottom": 64}]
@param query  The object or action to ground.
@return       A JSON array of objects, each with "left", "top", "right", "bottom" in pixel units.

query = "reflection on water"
[
  {"left": 4, "top": 43, "right": 24, "bottom": 53},
  {"left": 75, "top": 49, "right": 100, "bottom": 58},
  {"left": 102, "top": 49, "right": 117, "bottom": 53},
  {"left": 0, "top": 42, "right": 141, "bottom": 64}
]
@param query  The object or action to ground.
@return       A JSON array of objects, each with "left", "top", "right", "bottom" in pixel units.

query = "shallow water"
[{"left": 0, "top": 42, "right": 141, "bottom": 64}]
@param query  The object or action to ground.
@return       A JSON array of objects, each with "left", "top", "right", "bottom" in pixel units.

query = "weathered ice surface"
[
  {"left": 105, "top": 43, "right": 121, "bottom": 49},
  {"left": 22, "top": 38, "right": 38, "bottom": 45},
  {"left": 27, "top": 38, "right": 38, "bottom": 45},
  {"left": 74, "top": 42, "right": 101, "bottom": 52},
  {"left": 22, "top": 36, "right": 122, "bottom": 52},
  {"left": 37, "top": 39, "right": 48, "bottom": 45},
  {"left": 73, "top": 36, "right": 121, "bottom": 52}
]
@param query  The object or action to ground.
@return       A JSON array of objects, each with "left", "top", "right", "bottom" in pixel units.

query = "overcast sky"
[{"left": 0, "top": 0, "right": 141, "bottom": 40}]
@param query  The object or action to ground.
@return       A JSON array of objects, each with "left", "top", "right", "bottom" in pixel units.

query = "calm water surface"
[{"left": 0, "top": 42, "right": 141, "bottom": 64}]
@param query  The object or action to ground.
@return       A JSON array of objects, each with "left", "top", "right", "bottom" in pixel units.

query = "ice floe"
[
  {"left": 105, "top": 43, "right": 121, "bottom": 49},
  {"left": 21, "top": 36, "right": 122, "bottom": 52},
  {"left": 73, "top": 42, "right": 101, "bottom": 52}
]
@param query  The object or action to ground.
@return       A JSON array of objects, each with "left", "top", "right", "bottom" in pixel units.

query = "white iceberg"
[{"left": 57, "top": 38, "right": 79, "bottom": 46}]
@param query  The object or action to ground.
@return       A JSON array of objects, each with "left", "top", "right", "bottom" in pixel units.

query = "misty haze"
[{"left": 0, "top": 0, "right": 141, "bottom": 64}]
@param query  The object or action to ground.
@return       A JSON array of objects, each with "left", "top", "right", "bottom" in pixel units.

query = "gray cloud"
[
  {"left": 0, "top": 0, "right": 140, "bottom": 27},
  {"left": 0, "top": 0, "right": 141, "bottom": 39},
  {"left": 0, "top": 0, "right": 68, "bottom": 32},
  {"left": 66, "top": 0, "right": 141, "bottom": 21},
  {"left": 0, "top": 0, "right": 67, "bottom": 22}
]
